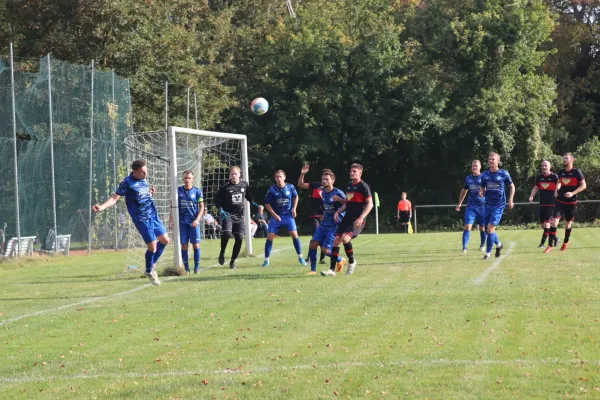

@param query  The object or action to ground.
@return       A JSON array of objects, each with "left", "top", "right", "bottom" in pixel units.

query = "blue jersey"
[
  {"left": 116, "top": 173, "right": 158, "bottom": 222},
  {"left": 481, "top": 169, "right": 513, "bottom": 207},
  {"left": 321, "top": 188, "right": 346, "bottom": 228},
  {"left": 265, "top": 183, "right": 298, "bottom": 217},
  {"left": 463, "top": 174, "right": 485, "bottom": 207},
  {"left": 178, "top": 186, "right": 204, "bottom": 225}
]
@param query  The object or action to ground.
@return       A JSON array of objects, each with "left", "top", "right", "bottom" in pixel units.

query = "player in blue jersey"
[
  {"left": 92, "top": 159, "right": 169, "bottom": 286},
  {"left": 298, "top": 164, "right": 326, "bottom": 264},
  {"left": 479, "top": 152, "right": 515, "bottom": 260},
  {"left": 455, "top": 160, "right": 486, "bottom": 253},
  {"left": 306, "top": 170, "right": 347, "bottom": 275},
  {"left": 176, "top": 170, "right": 204, "bottom": 274},
  {"left": 262, "top": 170, "right": 306, "bottom": 267}
]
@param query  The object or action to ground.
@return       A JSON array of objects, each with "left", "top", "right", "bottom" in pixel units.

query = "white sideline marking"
[
  {"left": 473, "top": 241, "right": 515, "bottom": 285},
  {"left": 1, "top": 358, "right": 597, "bottom": 384},
  {"left": 0, "top": 246, "right": 295, "bottom": 327}
]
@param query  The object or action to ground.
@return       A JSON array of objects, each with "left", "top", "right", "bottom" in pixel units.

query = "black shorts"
[
  {"left": 399, "top": 211, "right": 410, "bottom": 223},
  {"left": 222, "top": 216, "right": 245, "bottom": 237},
  {"left": 553, "top": 202, "right": 575, "bottom": 222},
  {"left": 336, "top": 217, "right": 365, "bottom": 238},
  {"left": 538, "top": 206, "right": 554, "bottom": 223},
  {"left": 310, "top": 216, "right": 322, "bottom": 235}
]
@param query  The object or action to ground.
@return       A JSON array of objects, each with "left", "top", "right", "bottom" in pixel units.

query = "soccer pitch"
[{"left": 1, "top": 230, "right": 599, "bottom": 399}]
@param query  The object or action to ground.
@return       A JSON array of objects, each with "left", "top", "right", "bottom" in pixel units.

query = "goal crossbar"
[{"left": 167, "top": 126, "right": 252, "bottom": 268}]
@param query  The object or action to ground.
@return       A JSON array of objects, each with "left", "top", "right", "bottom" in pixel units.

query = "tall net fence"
[
  {"left": 0, "top": 53, "right": 131, "bottom": 253},
  {"left": 124, "top": 130, "right": 244, "bottom": 270}
]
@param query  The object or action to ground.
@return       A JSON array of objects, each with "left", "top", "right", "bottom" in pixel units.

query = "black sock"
[
  {"left": 541, "top": 228, "right": 549, "bottom": 245},
  {"left": 343, "top": 242, "right": 354, "bottom": 264},
  {"left": 231, "top": 236, "right": 243, "bottom": 261},
  {"left": 549, "top": 227, "right": 557, "bottom": 246},
  {"left": 319, "top": 250, "right": 325, "bottom": 262},
  {"left": 564, "top": 227, "right": 572, "bottom": 243},
  {"left": 330, "top": 247, "right": 340, "bottom": 271}
]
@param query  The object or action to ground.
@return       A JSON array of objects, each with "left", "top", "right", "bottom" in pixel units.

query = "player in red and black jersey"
[
  {"left": 545, "top": 152, "right": 586, "bottom": 253},
  {"left": 529, "top": 160, "right": 559, "bottom": 248},
  {"left": 321, "top": 163, "right": 373, "bottom": 277},
  {"left": 298, "top": 164, "right": 326, "bottom": 264}
]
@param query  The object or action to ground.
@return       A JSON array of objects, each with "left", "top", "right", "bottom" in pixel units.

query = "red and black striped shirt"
[
  {"left": 308, "top": 181, "right": 324, "bottom": 217},
  {"left": 557, "top": 167, "right": 585, "bottom": 204},
  {"left": 535, "top": 173, "right": 558, "bottom": 206},
  {"left": 345, "top": 180, "right": 372, "bottom": 219}
]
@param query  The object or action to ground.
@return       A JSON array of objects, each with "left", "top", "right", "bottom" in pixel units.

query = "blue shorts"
[
  {"left": 483, "top": 205, "right": 505, "bottom": 227},
  {"left": 311, "top": 225, "right": 336, "bottom": 251},
  {"left": 180, "top": 223, "right": 201, "bottom": 245},
  {"left": 268, "top": 215, "right": 297, "bottom": 234},
  {"left": 134, "top": 216, "right": 167, "bottom": 244},
  {"left": 465, "top": 205, "right": 485, "bottom": 226}
]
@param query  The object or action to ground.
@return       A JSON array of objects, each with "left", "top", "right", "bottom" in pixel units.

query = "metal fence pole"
[
  {"left": 186, "top": 87, "right": 190, "bottom": 128},
  {"left": 414, "top": 206, "right": 417, "bottom": 234},
  {"left": 9, "top": 43, "right": 21, "bottom": 254},
  {"left": 164, "top": 81, "right": 169, "bottom": 152},
  {"left": 112, "top": 69, "right": 117, "bottom": 251},
  {"left": 87, "top": 60, "right": 95, "bottom": 254},
  {"left": 47, "top": 54, "right": 59, "bottom": 253},
  {"left": 194, "top": 92, "right": 198, "bottom": 129}
]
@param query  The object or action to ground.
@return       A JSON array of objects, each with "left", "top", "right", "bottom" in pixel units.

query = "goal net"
[{"left": 123, "top": 127, "right": 251, "bottom": 271}]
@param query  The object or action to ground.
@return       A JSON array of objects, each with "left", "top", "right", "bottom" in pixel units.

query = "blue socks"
[
  {"left": 265, "top": 240, "right": 273, "bottom": 258},
  {"left": 292, "top": 237, "right": 302, "bottom": 255},
  {"left": 309, "top": 248, "right": 317, "bottom": 272},
  {"left": 486, "top": 232, "right": 498, "bottom": 253},
  {"left": 462, "top": 230, "right": 470, "bottom": 250},
  {"left": 153, "top": 241, "right": 167, "bottom": 264},
  {"left": 193, "top": 247, "right": 200, "bottom": 271},
  {"left": 145, "top": 250, "right": 154, "bottom": 273},
  {"left": 182, "top": 249, "right": 189, "bottom": 270}
]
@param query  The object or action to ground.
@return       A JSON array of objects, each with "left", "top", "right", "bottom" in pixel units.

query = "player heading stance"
[
  {"left": 176, "top": 170, "right": 204, "bottom": 274},
  {"left": 322, "top": 163, "right": 373, "bottom": 276},
  {"left": 298, "top": 164, "right": 326, "bottom": 265},
  {"left": 307, "top": 170, "right": 346, "bottom": 275},
  {"left": 529, "top": 160, "right": 558, "bottom": 249},
  {"left": 455, "top": 160, "right": 486, "bottom": 253},
  {"left": 480, "top": 152, "right": 515, "bottom": 260},
  {"left": 215, "top": 166, "right": 256, "bottom": 269},
  {"left": 93, "top": 159, "right": 169, "bottom": 286},
  {"left": 544, "top": 152, "right": 586, "bottom": 253},
  {"left": 262, "top": 170, "right": 306, "bottom": 267}
]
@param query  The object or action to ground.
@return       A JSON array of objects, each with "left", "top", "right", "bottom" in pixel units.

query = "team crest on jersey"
[
  {"left": 347, "top": 193, "right": 354, "bottom": 200},
  {"left": 562, "top": 178, "right": 571, "bottom": 185},
  {"left": 285, "top": 190, "right": 289, "bottom": 195},
  {"left": 541, "top": 183, "right": 549, "bottom": 189},
  {"left": 190, "top": 194, "right": 196, "bottom": 199}
]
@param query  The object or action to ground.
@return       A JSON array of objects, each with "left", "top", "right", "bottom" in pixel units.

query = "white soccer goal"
[{"left": 123, "top": 126, "right": 251, "bottom": 270}]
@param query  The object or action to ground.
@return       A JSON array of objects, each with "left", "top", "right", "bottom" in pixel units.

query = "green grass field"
[{"left": 1, "top": 229, "right": 600, "bottom": 399}]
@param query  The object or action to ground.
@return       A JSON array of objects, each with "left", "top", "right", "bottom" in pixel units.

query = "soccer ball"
[{"left": 251, "top": 97, "right": 269, "bottom": 115}]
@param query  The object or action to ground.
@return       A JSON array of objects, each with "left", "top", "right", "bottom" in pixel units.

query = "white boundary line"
[
  {"left": 1, "top": 358, "right": 598, "bottom": 384},
  {"left": 473, "top": 241, "right": 515, "bottom": 285},
  {"left": 0, "top": 246, "right": 295, "bottom": 327}
]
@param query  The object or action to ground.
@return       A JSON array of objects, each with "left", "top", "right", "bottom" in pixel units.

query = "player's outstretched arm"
[
  {"left": 297, "top": 165, "right": 310, "bottom": 190},
  {"left": 456, "top": 189, "right": 468, "bottom": 212},
  {"left": 92, "top": 194, "right": 120, "bottom": 213},
  {"left": 529, "top": 185, "right": 538, "bottom": 203}
]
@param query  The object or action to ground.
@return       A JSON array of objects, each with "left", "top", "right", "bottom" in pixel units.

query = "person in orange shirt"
[{"left": 396, "top": 192, "right": 412, "bottom": 233}]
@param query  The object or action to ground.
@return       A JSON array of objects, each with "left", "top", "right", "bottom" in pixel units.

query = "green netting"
[{"left": 0, "top": 55, "right": 131, "bottom": 253}]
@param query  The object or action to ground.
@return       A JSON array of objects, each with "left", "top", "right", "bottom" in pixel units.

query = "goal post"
[
  {"left": 124, "top": 127, "right": 252, "bottom": 272},
  {"left": 167, "top": 126, "right": 252, "bottom": 268}
]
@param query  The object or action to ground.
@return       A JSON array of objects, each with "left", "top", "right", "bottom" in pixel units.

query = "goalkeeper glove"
[
  {"left": 218, "top": 208, "right": 230, "bottom": 220},
  {"left": 251, "top": 201, "right": 259, "bottom": 208}
]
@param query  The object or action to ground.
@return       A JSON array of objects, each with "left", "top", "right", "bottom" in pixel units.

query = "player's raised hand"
[{"left": 301, "top": 164, "right": 310, "bottom": 174}]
